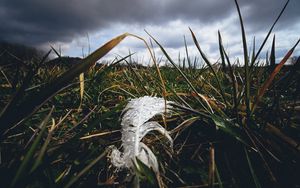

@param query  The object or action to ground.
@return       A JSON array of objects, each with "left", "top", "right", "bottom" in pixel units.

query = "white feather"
[{"left": 110, "top": 96, "right": 173, "bottom": 173}]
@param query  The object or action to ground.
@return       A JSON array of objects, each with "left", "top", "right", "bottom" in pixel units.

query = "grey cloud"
[
  {"left": 242, "top": 0, "right": 300, "bottom": 32},
  {"left": 0, "top": 0, "right": 298, "bottom": 47}
]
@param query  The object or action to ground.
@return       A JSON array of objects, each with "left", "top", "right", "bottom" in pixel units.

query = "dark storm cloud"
[
  {"left": 0, "top": 0, "right": 299, "bottom": 46},
  {"left": 242, "top": 0, "right": 300, "bottom": 32}
]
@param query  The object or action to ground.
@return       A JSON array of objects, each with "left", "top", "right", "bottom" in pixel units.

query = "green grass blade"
[
  {"left": 222, "top": 44, "right": 240, "bottom": 122},
  {"left": 0, "top": 50, "right": 51, "bottom": 131},
  {"left": 250, "top": 37, "right": 256, "bottom": 66},
  {"left": 218, "top": 31, "right": 226, "bottom": 72},
  {"left": 211, "top": 114, "right": 251, "bottom": 147},
  {"left": 270, "top": 35, "right": 276, "bottom": 69},
  {"left": 0, "top": 33, "right": 129, "bottom": 135},
  {"left": 64, "top": 148, "right": 109, "bottom": 188},
  {"left": 215, "top": 164, "right": 224, "bottom": 188},
  {"left": 244, "top": 148, "right": 262, "bottom": 188},
  {"left": 146, "top": 31, "right": 211, "bottom": 113},
  {"left": 208, "top": 144, "right": 215, "bottom": 188},
  {"left": 189, "top": 28, "right": 227, "bottom": 105},
  {"left": 250, "top": 0, "right": 290, "bottom": 67},
  {"left": 31, "top": 118, "right": 56, "bottom": 173},
  {"left": 234, "top": 0, "right": 250, "bottom": 120},
  {"left": 133, "top": 157, "right": 159, "bottom": 186},
  {"left": 124, "top": 58, "right": 151, "bottom": 95},
  {"left": 11, "top": 106, "right": 54, "bottom": 187},
  {"left": 184, "top": 35, "right": 192, "bottom": 69},
  {"left": 265, "top": 51, "right": 270, "bottom": 66}
]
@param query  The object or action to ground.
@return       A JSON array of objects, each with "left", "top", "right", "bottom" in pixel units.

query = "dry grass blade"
[
  {"left": 123, "top": 58, "right": 151, "bottom": 95},
  {"left": 0, "top": 50, "right": 51, "bottom": 131},
  {"left": 80, "top": 130, "right": 120, "bottom": 140},
  {"left": 0, "top": 33, "right": 129, "bottom": 135},
  {"left": 130, "top": 32, "right": 167, "bottom": 97},
  {"left": 252, "top": 39, "right": 300, "bottom": 113},
  {"left": 0, "top": 69, "right": 12, "bottom": 87},
  {"left": 30, "top": 118, "right": 57, "bottom": 172},
  {"left": 264, "top": 123, "right": 300, "bottom": 151},
  {"left": 189, "top": 28, "right": 227, "bottom": 105},
  {"left": 78, "top": 72, "right": 85, "bottom": 110},
  {"left": 146, "top": 31, "right": 211, "bottom": 113},
  {"left": 170, "top": 116, "right": 200, "bottom": 135},
  {"left": 208, "top": 144, "right": 215, "bottom": 188}
]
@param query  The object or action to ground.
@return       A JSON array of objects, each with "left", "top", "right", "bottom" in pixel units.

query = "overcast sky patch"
[{"left": 1, "top": 0, "right": 299, "bottom": 64}]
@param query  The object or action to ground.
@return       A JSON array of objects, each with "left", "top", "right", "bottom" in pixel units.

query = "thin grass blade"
[
  {"left": 218, "top": 31, "right": 226, "bottom": 72},
  {"left": 11, "top": 106, "right": 54, "bottom": 187},
  {"left": 252, "top": 39, "right": 300, "bottom": 113},
  {"left": 189, "top": 28, "right": 227, "bottom": 105},
  {"left": 244, "top": 148, "right": 262, "bottom": 188},
  {"left": 211, "top": 114, "right": 251, "bottom": 147},
  {"left": 0, "top": 33, "right": 129, "bottom": 135},
  {"left": 64, "top": 148, "right": 109, "bottom": 188},
  {"left": 208, "top": 144, "right": 215, "bottom": 188},
  {"left": 270, "top": 35, "right": 276, "bottom": 69},
  {"left": 234, "top": 0, "right": 250, "bottom": 120},
  {"left": 250, "top": 0, "right": 290, "bottom": 67},
  {"left": 146, "top": 31, "right": 211, "bottom": 113}
]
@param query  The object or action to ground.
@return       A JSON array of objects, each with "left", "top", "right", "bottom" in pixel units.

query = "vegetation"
[{"left": 0, "top": 0, "right": 299, "bottom": 187}]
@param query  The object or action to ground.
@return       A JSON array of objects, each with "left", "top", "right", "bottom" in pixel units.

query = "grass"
[{"left": 0, "top": 0, "right": 299, "bottom": 187}]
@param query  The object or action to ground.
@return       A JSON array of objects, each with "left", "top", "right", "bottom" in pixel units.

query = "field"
[{"left": 0, "top": 1, "right": 299, "bottom": 188}]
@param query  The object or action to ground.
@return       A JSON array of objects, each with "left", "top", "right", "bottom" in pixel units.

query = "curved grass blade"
[
  {"left": 146, "top": 31, "right": 212, "bottom": 113},
  {"left": 123, "top": 58, "right": 151, "bottom": 95},
  {"left": 0, "top": 33, "right": 129, "bottom": 135}
]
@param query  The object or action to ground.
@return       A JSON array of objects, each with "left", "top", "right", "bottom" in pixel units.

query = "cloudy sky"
[{"left": 1, "top": 0, "right": 299, "bottom": 64}]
